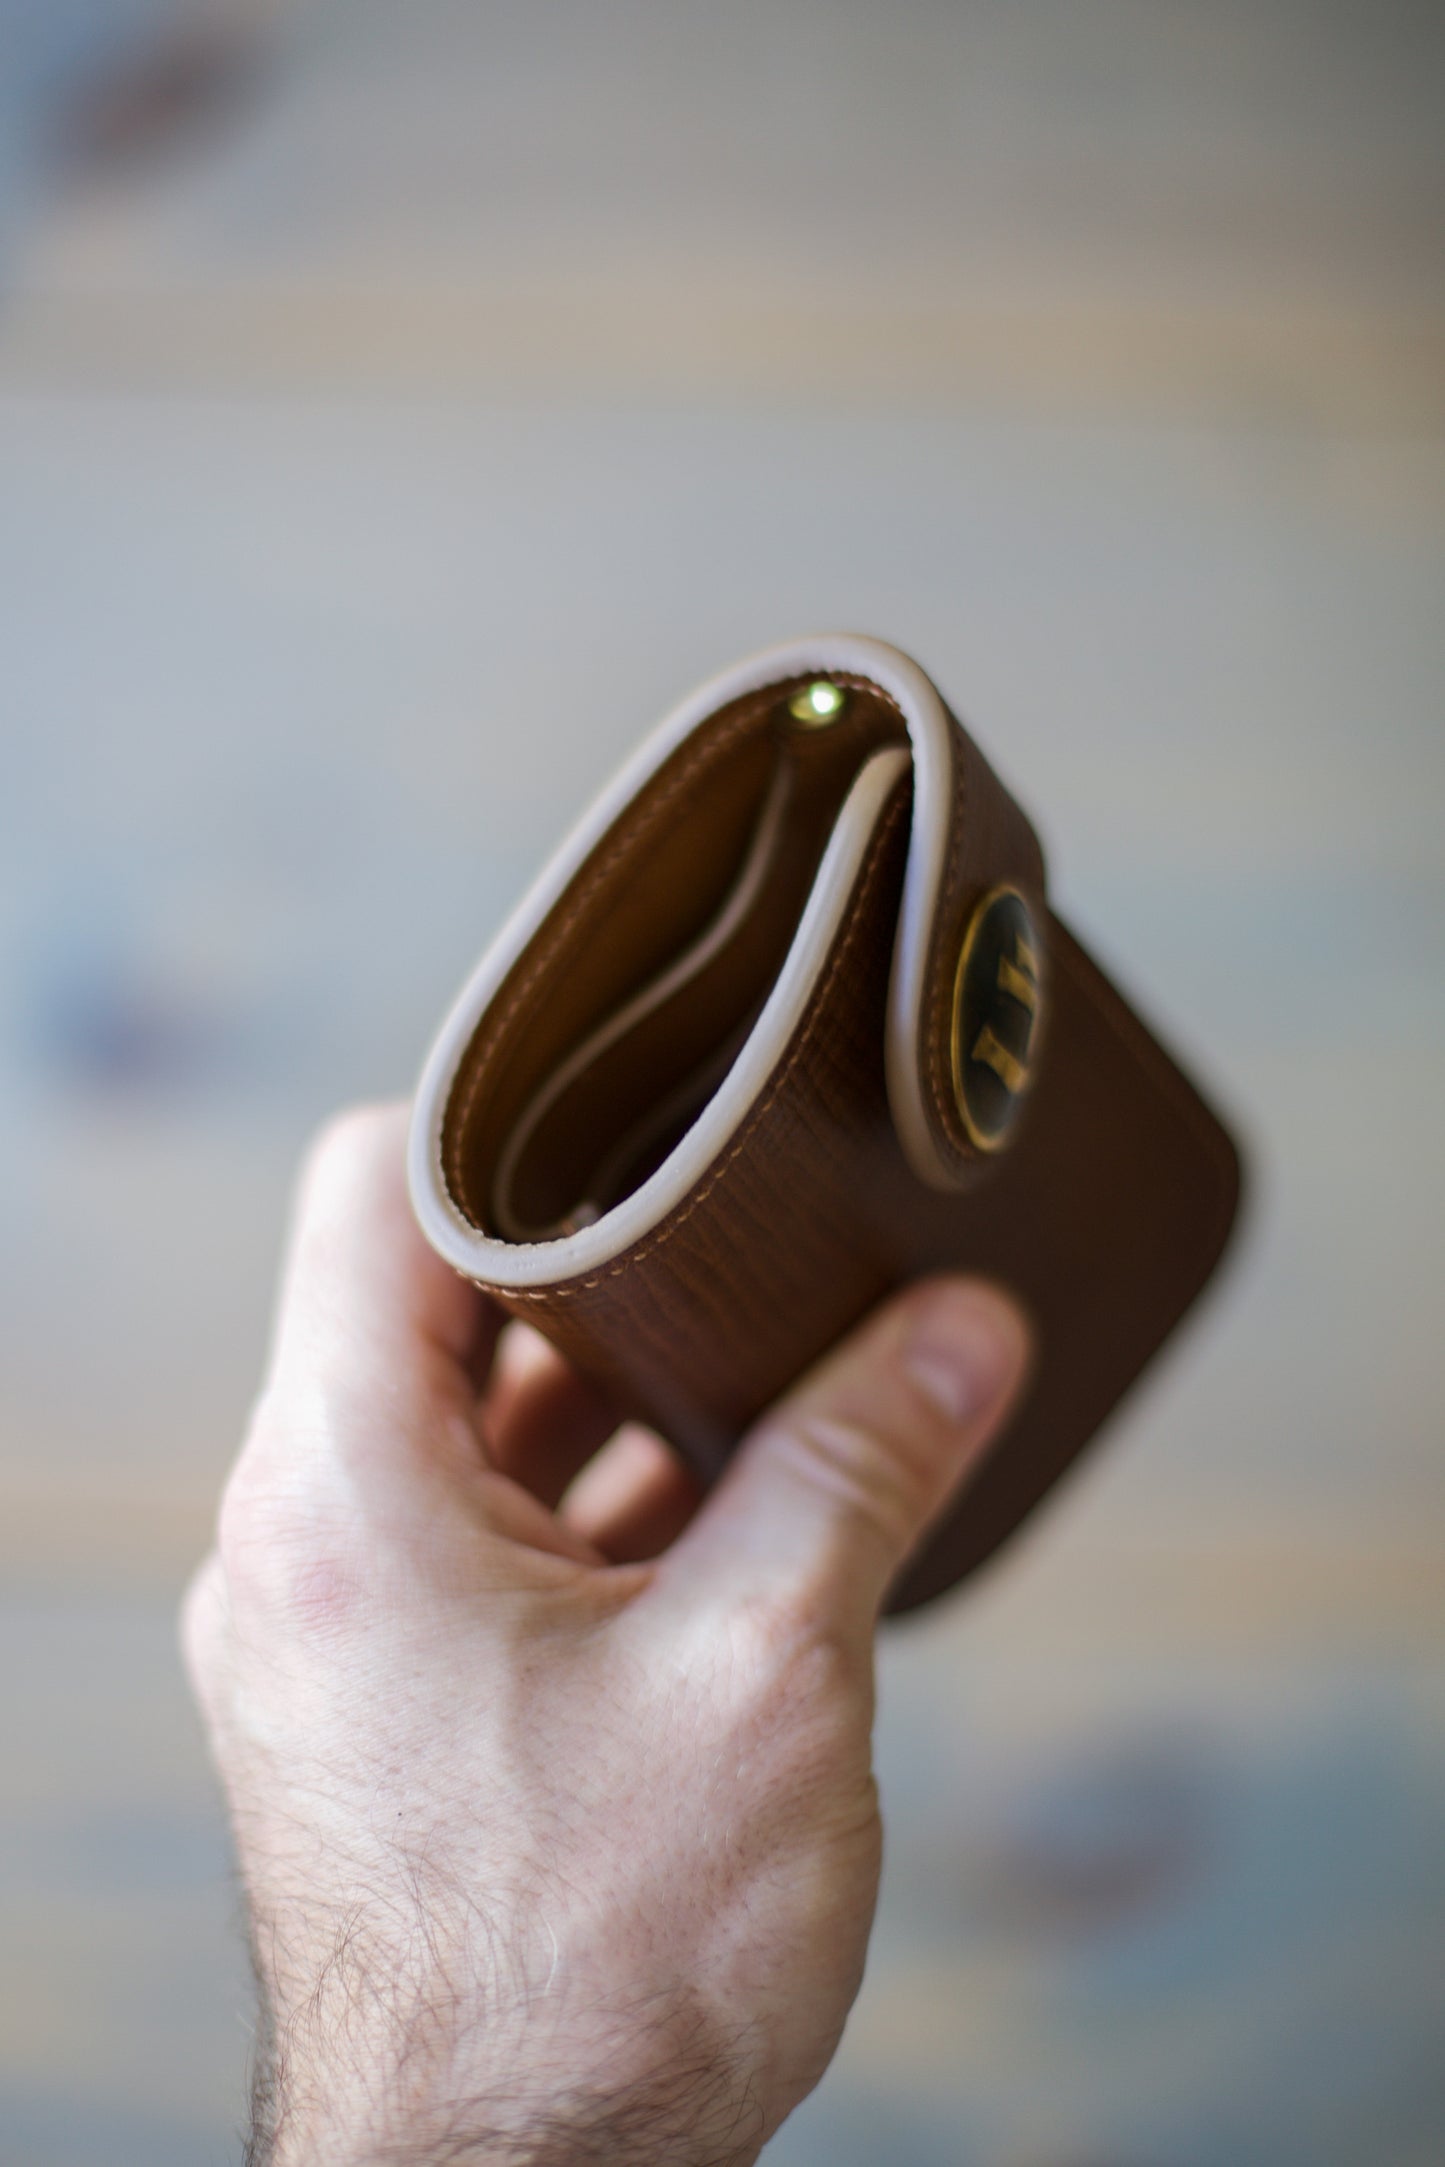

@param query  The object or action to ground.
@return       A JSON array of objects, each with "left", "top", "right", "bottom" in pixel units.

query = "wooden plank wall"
[{"left": 1, "top": 5, "right": 1441, "bottom": 2161}]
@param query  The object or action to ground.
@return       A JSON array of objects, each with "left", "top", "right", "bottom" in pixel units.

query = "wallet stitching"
[
  {"left": 495, "top": 783, "right": 911, "bottom": 1300},
  {"left": 443, "top": 693, "right": 775, "bottom": 1208}
]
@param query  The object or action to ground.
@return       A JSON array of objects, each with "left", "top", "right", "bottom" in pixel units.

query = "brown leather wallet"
[{"left": 409, "top": 635, "right": 1242, "bottom": 1611}]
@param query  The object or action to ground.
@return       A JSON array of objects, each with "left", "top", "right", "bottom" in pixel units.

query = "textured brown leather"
[{"left": 412, "top": 643, "right": 1242, "bottom": 1611}]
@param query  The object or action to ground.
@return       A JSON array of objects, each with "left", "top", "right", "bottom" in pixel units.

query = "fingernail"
[{"left": 902, "top": 1292, "right": 1022, "bottom": 1426}]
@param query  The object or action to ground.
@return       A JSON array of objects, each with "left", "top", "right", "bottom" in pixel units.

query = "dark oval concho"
[{"left": 950, "top": 884, "right": 1045, "bottom": 1152}]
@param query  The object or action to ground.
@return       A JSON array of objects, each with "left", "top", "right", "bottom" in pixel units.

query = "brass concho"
[{"left": 949, "top": 885, "right": 1045, "bottom": 1152}]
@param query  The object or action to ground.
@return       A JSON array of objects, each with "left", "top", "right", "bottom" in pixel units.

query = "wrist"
[
  {"left": 254, "top": 2005, "right": 766, "bottom": 2167},
  {"left": 264, "top": 2083, "right": 764, "bottom": 2167}
]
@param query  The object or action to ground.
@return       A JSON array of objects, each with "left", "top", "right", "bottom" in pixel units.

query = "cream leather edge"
[{"left": 406, "top": 633, "right": 959, "bottom": 1290}]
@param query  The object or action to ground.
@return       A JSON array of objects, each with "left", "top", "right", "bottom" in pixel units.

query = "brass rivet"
[{"left": 787, "top": 679, "right": 847, "bottom": 727}]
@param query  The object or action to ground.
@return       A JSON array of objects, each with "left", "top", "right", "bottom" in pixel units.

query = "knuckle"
[
  {"left": 178, "top": 1553, "right": 229, "bottom": 1702},
  {"left": 215, "top": 1456, "right": 357, "bottom": 1633},
  {"left": 781, "top": 1410, "right": 918, "bottom": 1563},
  {"left": 214, "top": 1454, "right": 280, "bottom": 1577},
  {"left": 298, "top": 1101, "right": 396, "bottom": 1197}
]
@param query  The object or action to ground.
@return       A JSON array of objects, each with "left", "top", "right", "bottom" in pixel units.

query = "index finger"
[{"left": 264, "top": 1101, "right": 501, "bottom": 1428}]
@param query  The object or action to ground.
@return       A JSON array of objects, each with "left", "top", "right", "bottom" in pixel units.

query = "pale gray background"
[{"left": 1, "top": 4, "right": 1442, "bottom": 2162}]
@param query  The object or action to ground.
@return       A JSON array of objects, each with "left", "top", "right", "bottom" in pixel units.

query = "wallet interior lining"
[{"left": 442, "top": 675, "right": 907, "bottom": 1241}]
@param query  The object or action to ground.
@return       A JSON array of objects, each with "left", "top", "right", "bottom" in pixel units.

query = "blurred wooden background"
[{"left": 1, "top": 4, "right": 1442, "bottom": 2161}]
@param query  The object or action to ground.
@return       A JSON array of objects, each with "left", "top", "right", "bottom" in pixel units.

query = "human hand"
[{"left": 182, "top": 1104, "right": 1030, "bottom": 2166}]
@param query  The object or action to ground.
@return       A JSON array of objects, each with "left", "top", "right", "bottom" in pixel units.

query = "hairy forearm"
[
  {"left": 262, "top": 2089, "right": 761, "bottom": 2167},
  {"left": 246, "top": 1961, "right": 765, "bottom": 2167},
  {"left": 254, "top": 2053, "right": 764, "bottom": 2167}
]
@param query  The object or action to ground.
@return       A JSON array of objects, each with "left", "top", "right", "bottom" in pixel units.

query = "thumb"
[{"left": 660, "top": 1277, "right": 1031, "bottom": 1634}]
